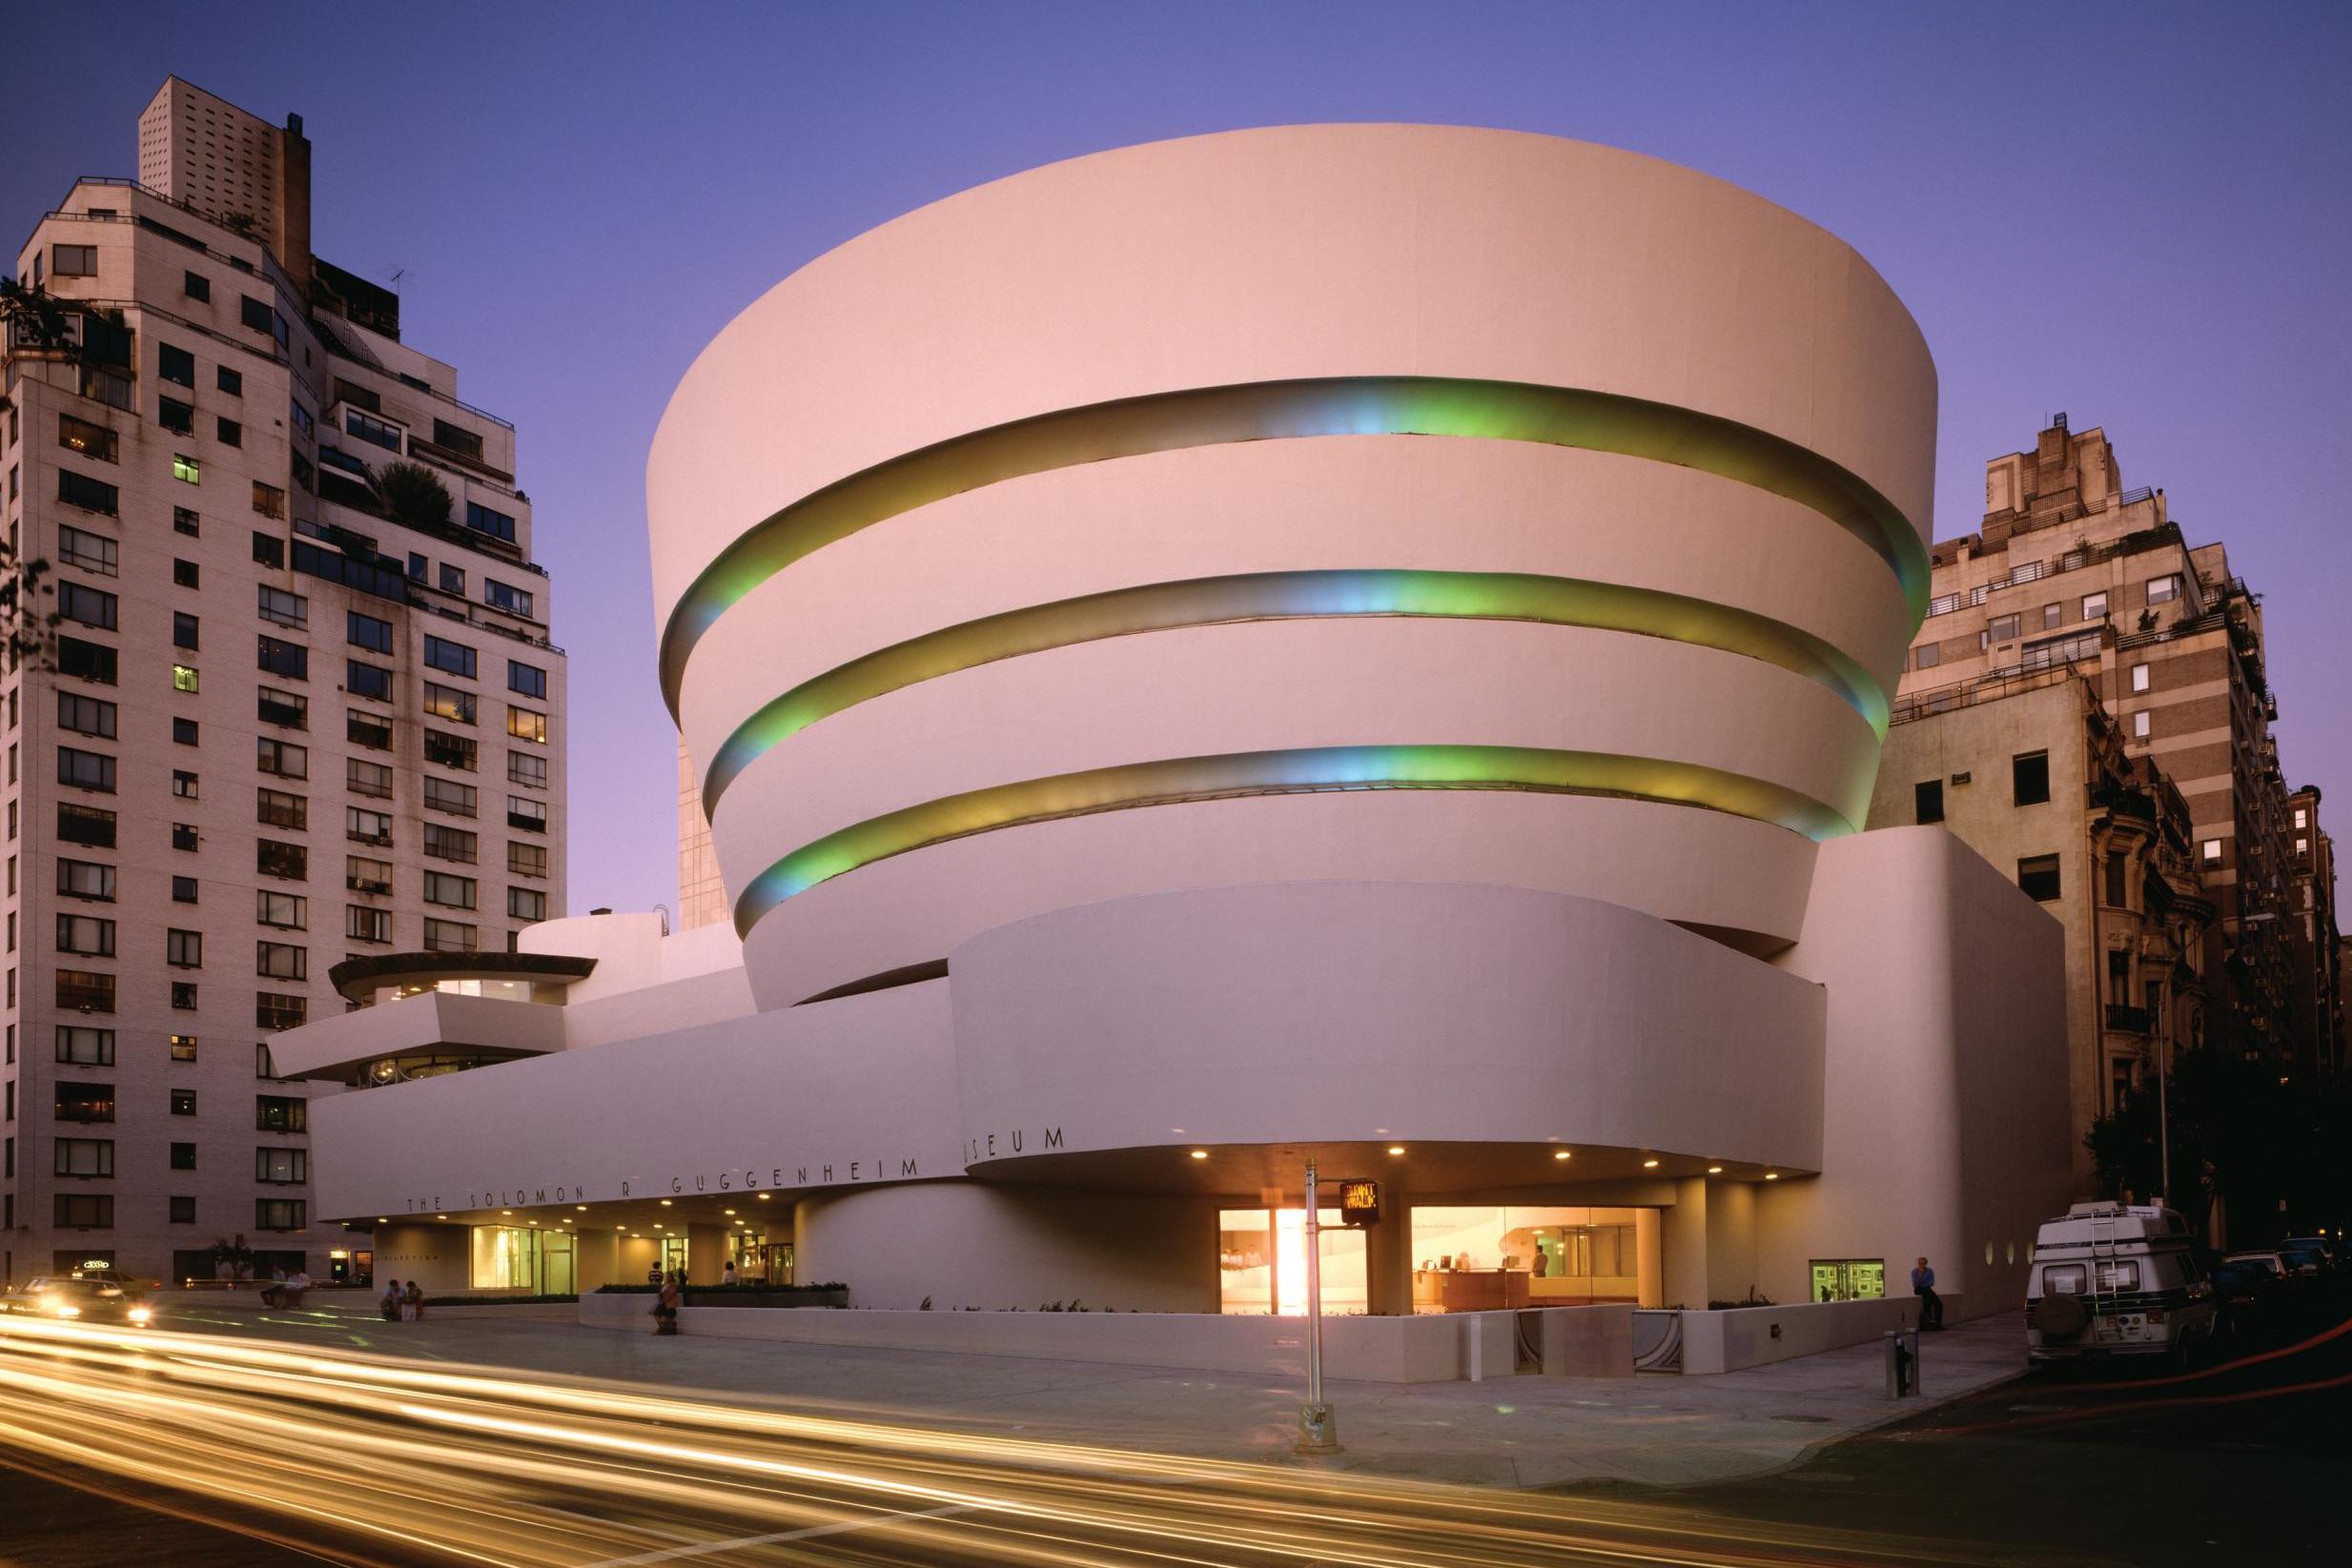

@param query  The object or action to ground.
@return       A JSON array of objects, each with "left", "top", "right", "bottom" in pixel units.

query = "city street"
[{"left": 3, "top": 1292, "right": 2345, "bottom": 1566}]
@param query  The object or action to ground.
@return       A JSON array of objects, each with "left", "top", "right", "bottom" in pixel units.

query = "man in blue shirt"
[{"left": 1912, "top": 1256, "right": 1944, "bottom": 1330}]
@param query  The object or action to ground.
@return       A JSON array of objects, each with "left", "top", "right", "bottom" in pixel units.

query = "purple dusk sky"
[{"left": 7, "top": 3, "right": 2347, "bottom": 920}]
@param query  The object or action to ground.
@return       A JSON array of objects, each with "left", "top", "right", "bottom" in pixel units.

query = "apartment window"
[
  {"left": 256, "top": 1095, "right": 308, "bottom": 1133},
  {"left": 58, "top": 580, "right": 117, "bottom": 629},
  {"left": 347, "top": 662, "right": 394, "bottom": 703},
  {"left": 255, "top": 788, "right": 306, "bottom": 830},
  {"left": 54, "top": 968, "right": 113, "bottom": 1012},
  {"left": 425, "top": 777, "right": 478, "bottom": 818},
  {"left": 2017, "top": 854, "right": 2062, "bottom": 902},
  {"left": 51, "top": 242, "right": 96, "bottom": 276},
  {"left": 2106, "top": 851, "right": 2129, "bottom": 908},
  {"left": 172, "top": 982, "right": 197, "bottom": 1010},
  {"left": 173, "top": 663, "right": 200, "bottom": 694},
  {"left": 1986, "top": 612, "right": 2020, "bottom": 644},
  {"left": 171, "top": 822, "right": 197, "bottom": 852},
  {"left": 256, "top": 890, "right": 308, "bottom": 930},
  {"left": 253, "top": 481, "right": 286, "bottom": 519},
  {"left": 256, "top": 737, "right": 309, "bottom": 779},
  {"left": 2012, "top": 751, "right": 2050, "bottom": 806},
  {"left": 2132, "top": 710, "right": 2151, "bottom": 740},
  {"left": 174, "top": 558, "right": 199, "bottom": 588},
  {"left": 507, "top": 795, "right": 546, "bottom": 833},
  {"left": 57, "top": 746, "right": 115, "bottom": 793},
  {"left": 2082, "top": 592, "right": 2108, "bottom": 621},
  {"left": 408, "top": 552, "right": 427, "bottom": 581},
  {"left": 256, "top": 1147, "right": 308, "bottom": 1185},
  {"left": 2295, "top": 836, "right": 2309, "bottom": 856},
  {"left": 174, "top": 611, "right": 201, "bottom": 650},
  {"left": 348, "top": 611, "right": 394, "bottom": 653},
  {"left": 256, "top": 993, "right": 306, "bottom": 1031},
  {"left": 508, "top": 886, "right": 547, "bottom": 923},
  {"left": 2041, "top": 602, "right": 2062, "bottom": 631},
  {"left": 56, "top": 525, "right": 119, "bottom": 579},
  {"left": 256, "top": 840, "right": 307, "bottom": 880},
  {"left": 423, "top": 824, "right": 477, "bottom": 864},
  {"left": 183, "top": 270, "right": 211, "bottom": 302},
  {"left": 239, "top": 295, "right": 274, "bottom": 335},
  {"left": 178, "top": 506, "right": 203, "bottom": 538},
  {"left": 171, "top": 1088, "right": 196, "bottom": 1117},
  {"left": 506, "top": 708, "right": 547, "bottom": 744},
  {"left": 1914, "top": 780, "right": 1944, "bottom": 825},
  {"left": 347, "top": 758, "right": 394, "bottom": 799},
  {"left": 170, "top": 1195, "right": 196, "bottom": 1224},
  {"left": 344, "top": 408, "right": 402, "bottom": 452},
  {"left": 55, "top": 691, "right": 116, "bottom": 739},
  {"left": 422, "top": 918, "right": 478, "bottom": 954},
  {"left": 257, "top": 687, "right": 308, "bottom": 730},
  {"left": 56, "top": 1194, "right": 115, "bottom": 1230},
  {"left": 215, "top": 416, "right": 242, "bottom": 448},
  {"left": 170, "top": 1142, "right": 197, "bottom": 1171},
  {"left": 334, "top": 377, "right": 381, "bottom": 415},
  {"left": 467, "top": 501, "right": 518, "bottom": 542},
  {"left": 57, "top": 638, "right": 117, "bottom": 686},
  {"left": 423, "top": 870, "right": 478, "bottom": 909},
  {"left": 57, "top": 413, "right": 118, "bottom": 463},
  {"left": 423, "top": 636, "right": 477, "bottom": 679},
  {"left": 58, "top": 468, "right": 120, "bottom": 515},
  {"left": 439, "top": 562, "right": 465, "bottom": 596},
  {"left": 256, "top": 941, "right": 308, "bottom": 981},
  {"left": 56, "top": 1082, "right": 115, "bottom": 1122},
  {"left": 257, "top": 636, "right": 308, "bottom": 680},
  {"left": 507, "top": 660, "right": 546, "bottom": 700},
  {"left": 257, "top": 584, "right": 308, "bottom": 628},
  {"left": 423, "top": 682, "right": 477, "bottom": 724},
  {"left": 346, "top": 856, "right": 394, "bottom": 894},
  {"left": 215, "top": 364, "right": 242, "bottom": 397},
  {"left": 55, "top": 859, "right": 115, "bottom": 901},
  {"left": 2131, "top": 664, "right": 2151, "bottom": 694},
  {"left": 2108, "top": 950, "right": 2131, "bottom": 1007},
  {"left": 158, "top": 343, "right": 195, "bottom": 386},
  {"left": 508, "top": 752, "right": 547, "bottom": 788},
  {"left": 291, "top": 400, "right": 313, "bottom": 437},
  {"left": 2146, "top": 574, "right": 2180, "bottom": 605},
  {"left": 174, "top": 453, "right": 201, "bottom": 484},
  {"left": 346, "top": 806, "right": 394, "bottom": 846},
  {"left": 56, "top": 914, "right": 115, "bottom": 957},
  {"left": 424, "top": 730, "right": 478, "bottom": 771},
  {"left": 256, "top": 1199, "right": 307, "bottom": 1232},
  {"left": 57, "top": 803, "right": 116, "bottom": 847},
  {"left": 508, "top": 843, "right": 548, "bottom": 879},
  {"left": 173, "top": 768, "right": 198, "bottom": 797},
  {"left": 2293, "top": 807, "right": 2308, "bottom": 831},
  {"left": 483, "top": 580, "right": 534, "bottom": 618},
  {"left": 252, "top": 530, "right": 282, "bottom": 567},
  {"left": 346, "top": 906, "right": 392, "bottom": 944},
  {"left": 166, "top": 927, "right": 203, "bottom": 967},
  {"left": 172, "top": 876, "right": 196, "bottom": 903},
  {"left": 53, "top": 1138, "right": 114, "bottom": 1179},
  {"left": 54, "top": 1026, "right": 114, "bottom": 1067}
]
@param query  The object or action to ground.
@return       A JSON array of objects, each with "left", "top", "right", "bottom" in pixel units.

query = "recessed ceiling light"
[
  {"left": 659, "top": 1199, "right": 673, "bottom": 1207},
  {"left": 1707, "top": 1166, "right": 1724, "bottom": 1174},
  {"left": 1642, "top": 1159, "right": 1660, "bottom": 1169},
  {"left": 501, "top": 1209, "right": 513, "bottom": 1215},
  {"left": 436, "top": 1214, "right": 448, "bottom": 1220},
  {"left": 576, "top": 1205, "right": 587, "bottom": 1212},
  {"left": 1765, "top": 1172, "right": 1780, "bottom": 1181},
  {"left": 1386, "top": 1146, "right": 1405, "bottom": 1156},
  {"left": 1189, "top": 1150, "right": 1209, "bottom": 1159},
  {"left": 1553, "top": 1151, "right": 1571, "bottom": 1161},
  {"left": 757, "top": 1193, "right": 772, "bottom": 1201},
  {"left": 724, "top": 1210, "right": 735, "bottom": 1215}
]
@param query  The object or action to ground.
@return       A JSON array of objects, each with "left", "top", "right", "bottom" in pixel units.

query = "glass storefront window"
[
  {"left": 1810, "top": 1259, "right": 1885, "bottom": 1302},
  {"left": 1217, "top": 1208, "right": 1367, "bottom": 1315},
  {"left": 469, "top": 1225, "right": 573, "bottom": 1293},
  {"left": 1408, "top": 1206, "right": 1641, "bottom": 1313}
]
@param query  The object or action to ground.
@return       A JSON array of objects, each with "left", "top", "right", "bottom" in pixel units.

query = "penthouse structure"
[
  {"left": 0, "top": 79, "right": 565, "bottom": 1285},
  {"left": 275, "top": 126, "right": 2067, "bottom": 1326}
]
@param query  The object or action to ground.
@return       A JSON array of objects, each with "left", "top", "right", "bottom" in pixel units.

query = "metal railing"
[
  {"left": 1890, "top": 660, "right": 2099, "bottom": 727},
  {"left": 1924, "top": 523, "right": 2188, "bottom": 619}
]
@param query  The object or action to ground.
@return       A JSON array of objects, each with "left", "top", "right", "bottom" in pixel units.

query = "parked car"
[
  {"left": 0, "top": 1274, "right": 156, "bottom": 1327},
  {"left": 2027, "top": 1202, "right": 2219, "bottom": 1365},
  {"left": 2277, "top": 1240, "right": 2331, "bottom": 1278},
  {"left": 2208, "top": 1260, "right": 2282, "bottom": 1337},
  {"left": 2225, "top": 1250, "right": 2292, "bottom": 1282}
]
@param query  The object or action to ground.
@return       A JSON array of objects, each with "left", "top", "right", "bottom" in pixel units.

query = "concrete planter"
[{"left": 1675, "top": 1293, "right": 1960, "bottom": 1375}]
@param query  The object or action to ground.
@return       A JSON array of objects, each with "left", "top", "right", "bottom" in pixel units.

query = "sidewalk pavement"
[{"left": 166, "top": 1293, "right": 2027, "bottom": 1491}]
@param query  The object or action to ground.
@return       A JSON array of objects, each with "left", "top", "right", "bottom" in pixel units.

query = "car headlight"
[
  {"left": 53, "top": 1305, "right": 81, "bottom": 1318},
  {"left": 128, "top": 1306, "right": 153, "bottom": 1324}
]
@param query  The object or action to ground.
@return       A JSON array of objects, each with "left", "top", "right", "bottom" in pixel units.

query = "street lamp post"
[{"left": 1294, "top": 1154, "right": 1341, "bottom": 1455}]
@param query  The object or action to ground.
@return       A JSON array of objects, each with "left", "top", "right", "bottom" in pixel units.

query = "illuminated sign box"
[{"left": 1339, "top": 1179, "right": 1381, "bottom": 1226}]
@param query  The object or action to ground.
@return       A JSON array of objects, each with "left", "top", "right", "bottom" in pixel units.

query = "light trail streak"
[{"left": 0, "top": 1311, "right": 2044, "bottom": 1567}]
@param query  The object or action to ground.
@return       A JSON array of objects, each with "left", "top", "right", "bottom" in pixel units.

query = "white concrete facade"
[{"left": 272, "top": 127, "right": 2067, "bottom": 1338}]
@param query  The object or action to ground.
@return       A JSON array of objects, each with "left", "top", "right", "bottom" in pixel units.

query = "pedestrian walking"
[
  {"left": 1911, "top": 1255, "right": 1943, "bottom": 1330},
  {"left": 654, "top": 1270, "right": 682, "bottom": 1335},
  {"left": 721, "top": 1259, "right": 739, "bottom": 1287}
]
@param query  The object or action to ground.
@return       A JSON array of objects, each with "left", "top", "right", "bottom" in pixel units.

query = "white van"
[{"left": 2025, "top": 1202, "right": 2219, "bottom": 1365}]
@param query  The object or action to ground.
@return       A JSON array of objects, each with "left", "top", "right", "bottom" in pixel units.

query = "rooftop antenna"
[{"left": 386, "top": 267, "right": 406, "bottom": 294}]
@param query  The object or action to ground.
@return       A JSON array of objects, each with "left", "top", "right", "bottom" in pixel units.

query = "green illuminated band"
[
  {"left": 661, "top": 377, "right": 1929, "bottom": 715},
  {"left": 733, "top": 743, "right": 1855, "bottom": 938},
  {"left": 700, "top": 569, "right": 1889, "bottom": 814}
]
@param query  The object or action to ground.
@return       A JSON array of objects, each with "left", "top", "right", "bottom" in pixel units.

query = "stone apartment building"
[
  {"left": 1870, "top": 415, "right": 2334, "bottom": 1194},
  {"left": 2286, "top": 785, "right": 2343, "bottom": 1082},
  {"left": 0, "top": 78, "right": 565, "bottom": 1283}
]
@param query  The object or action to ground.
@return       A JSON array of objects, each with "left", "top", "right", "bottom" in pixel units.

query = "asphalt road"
[{"left": 4, "top": 1288, "right": 2345, "bottom": 1567}]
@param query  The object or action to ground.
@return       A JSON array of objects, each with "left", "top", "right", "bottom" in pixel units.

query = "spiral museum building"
[{"left": 280, "top": 127, "right": 2071, "bottom": 1336}]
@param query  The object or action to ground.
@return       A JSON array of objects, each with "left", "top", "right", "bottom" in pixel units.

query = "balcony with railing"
[{"left": 2105, "top": 1003, "right": 2153, "bottom": 1035}]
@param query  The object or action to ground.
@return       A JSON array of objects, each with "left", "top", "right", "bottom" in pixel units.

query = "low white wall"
[
  {"left": 1677, "top": 1292, "right": 1957, "bottom": 1375},
  {"left": 578, "top": 1295, "right": 1631, "bottom": 1383}
]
